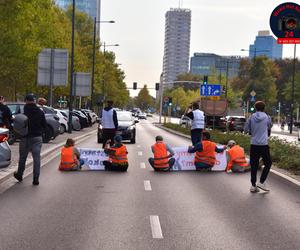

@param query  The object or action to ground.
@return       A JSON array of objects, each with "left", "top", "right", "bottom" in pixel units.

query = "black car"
[
  {"left": 98, "top": 111, "right": 138, "bottom": 144},
  {"left": 72, "top": 110, "right": 89, "bottom": 129},
  {"left": 226, "top": 116, "right": 246, "bottom": 132}
]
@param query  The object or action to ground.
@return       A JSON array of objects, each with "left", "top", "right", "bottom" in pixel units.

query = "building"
[
  {"left": 249, "top": 30, "right": 282, "bottom": 59},
  {"left": 55, "top": 0, "right": 100, "bottom": 20},
  {"left": 162, "top": 8, "right": 191, "bottom": 89},
  {"left": 190, "top": 53, "right": 241, "bottom": 78}
]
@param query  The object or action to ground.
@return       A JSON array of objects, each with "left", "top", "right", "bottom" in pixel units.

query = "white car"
[
  {"left": 55, "top": 109, "right": 69, "bottom": 134},
  {"left": 179, "top": 115, "right": 192, "bottom": 126}
]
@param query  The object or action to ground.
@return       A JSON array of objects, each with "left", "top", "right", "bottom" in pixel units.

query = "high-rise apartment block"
[
  {"left": 249, "top": 30, "right": 282, "bottom": 59},
  {"left": 162, "top": 8, "right": 191, "bottom": 89}
]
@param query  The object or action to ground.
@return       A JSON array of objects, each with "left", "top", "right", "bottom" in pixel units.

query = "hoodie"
[{"left": 244, "top": 112, "right": 272, "bottom": 145}]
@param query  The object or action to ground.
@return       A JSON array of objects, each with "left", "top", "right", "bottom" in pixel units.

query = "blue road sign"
[
  {"left": 250, "top": 96, "right": 256, "bottom": 102},
  {"left": 200, "top": 84, "right": 221, "bottom": 96}
]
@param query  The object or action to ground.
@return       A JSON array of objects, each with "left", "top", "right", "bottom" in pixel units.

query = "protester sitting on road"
[
  {"left": 59, "top": 138, "right": 84, "bottom": 171},
  {"left": 188, "top": 131, "right": 225, "bottom": 171},
  {"left": 226, "top": 140, "right": 250, "bottom": 173},
  {"left": 103, "top": 135, "right": 128, "bottom": 171},
  {"left": 148, "top": 135, "right": 175, "bottom": 171}
]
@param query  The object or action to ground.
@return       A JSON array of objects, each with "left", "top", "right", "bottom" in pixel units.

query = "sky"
[{"left": 100, "top": 0, "right": 299, "bottom": 97}]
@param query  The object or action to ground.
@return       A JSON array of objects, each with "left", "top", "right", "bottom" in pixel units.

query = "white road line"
[
  {"left": 137, "top": 145, "right": 141, "bottom": 148},
  {"left": 150, "top": 215, "right": 163, "bottom": 239},
  {"left": 138, "top": 151, "right": 143, "bottom": 156},
  {"left": 140, "top": 162, "right": 146, "bottom": 169},
  {"left": 144, "top": 180, "right": 152, "bottom": 191}
]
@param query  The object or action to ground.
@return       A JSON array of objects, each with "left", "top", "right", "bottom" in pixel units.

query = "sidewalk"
[
  {"left": 271, "top": 124, "right": 298, "bottom": 136},
  {"left": 0, "top": 125, "right": 97, "bottom": 184}
]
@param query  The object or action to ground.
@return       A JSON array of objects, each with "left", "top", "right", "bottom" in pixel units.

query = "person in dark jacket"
[
  {"left": 14, "top": 94, "right": 47, "bottom": 185},
  {"left": 0, "top": 96, "right": 13, "bottom": 129},
  {"left": 101, "top": 100, "right": 118, "bottom": 148}
]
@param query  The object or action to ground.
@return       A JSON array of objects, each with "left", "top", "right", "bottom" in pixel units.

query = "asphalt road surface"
[{"left": 0, "top": 119, "right": 299, "bottom": 250}]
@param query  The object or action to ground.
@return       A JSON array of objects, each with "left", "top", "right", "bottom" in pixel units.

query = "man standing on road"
[
  {"left": 101, "top": 100, "right": 118, "bottom": 148},
  {"left": 244, "top": 101, "right": 272, "bottom": 193},
  {"left": 14, "top": 94, "right": 47, "bottom": 186},
  {"left": 184, "top": 102, "right": 205, "bottom": 145},
  {"left": 0, "top": 96, "right": 13, "bottom": 129}
]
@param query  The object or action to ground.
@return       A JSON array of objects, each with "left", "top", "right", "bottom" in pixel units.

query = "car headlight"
[{"left": 98, "top": 124, "right": 102, "bottom": 129}]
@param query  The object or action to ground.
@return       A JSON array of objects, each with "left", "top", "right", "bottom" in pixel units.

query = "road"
[{"left": 0, "top": 118, "right": 299, "bottom": 250}]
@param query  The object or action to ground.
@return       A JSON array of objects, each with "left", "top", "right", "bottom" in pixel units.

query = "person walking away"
[
  {"left": 0, "top": 96, "right": 13, "bottom": 129},
  {"left": 226, "top": 140, "right": 250, "bottom": 173},
  {"left": 244, "top": 101, "right": 272, "bottom": 193},
  {"left": 148, "top": 135, "right": 175, "bottom": 171},
  {"left": 188, "top": 131, "right": 225, "bottom": 171},
  {"left": 184, "top": 102, "right": 205, "bottom": 145},
  {"left": 14, "top": 94, "right": 47, "bottom": 185},
  {"left": 103, "top": 135, "right": 128, "bottom": 171},
  {"left": 101, "top": 100, "right": 118, "bottom": 148},
  {"left": 59, "top": 138, "right": 84, "bottom": 171}
]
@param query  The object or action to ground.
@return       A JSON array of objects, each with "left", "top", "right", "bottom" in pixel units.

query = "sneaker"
[
  {"left": 13, "top": 172, "right": 23, "bottom": 182},
  {"left": 32, "top": 177, "right": 39, "bottom": 186},
  {"left": 250, "top": 185, "right": 260, "bottom": 193},
  {"left": 257, "top": 182, "right": 270, "bottom": 192}
]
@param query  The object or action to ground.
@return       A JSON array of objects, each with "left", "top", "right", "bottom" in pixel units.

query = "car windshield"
[
  {"left": 117, "top": 113, "right": 132, "bottom": 121},
  {"left": 232, "top": 118, "right": 246, "bottom": 122}
]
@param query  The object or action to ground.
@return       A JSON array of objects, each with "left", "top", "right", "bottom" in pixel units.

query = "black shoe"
[
  {"left": 32, "top": 179, "right": 39, "bottom": 186},
  {"left": 13, "top": 172, "right": 23, "bottom": 182}
]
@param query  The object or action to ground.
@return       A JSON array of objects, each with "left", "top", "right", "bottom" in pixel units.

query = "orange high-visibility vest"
[
  {"left": 226, "top": 145, "right": 249, "bottom": 171},
  {"left": 153, "top": 142, "right": 169, "bottom": 168},
  {"left": 195, "top": 140, "right": 216, "bottom": 166},
  {"left": 59, "top": 146, "right": 77, "bottom": 170},
  {"left": 109, "top": 144, "right": 128, "bottom": 164}
]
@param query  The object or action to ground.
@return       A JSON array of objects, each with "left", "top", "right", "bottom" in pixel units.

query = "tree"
[
  {"left": 283, "top": 72, "right": 300, "bottom": 103},
  {"left": 135, "top": 85, "right": 154, "bottom": 111}
]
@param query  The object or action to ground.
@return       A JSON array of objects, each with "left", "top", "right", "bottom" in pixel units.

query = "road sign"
[
  {"left": 250, "top": 90, "right": 256, "bottom": 97},
  {"left": 200, "top": 84, "right": 221, "bottom": 96},
  {"left": 210, "top": 96, "right": 220, "bottom": 101},
  {"left": 37, "top": 48, "right": 68, "bottom": 86},
  {"left": 250, "top": 96, "right": 256, "bottom": 102},
  {"left": 74, "top": 73, "right": 91, "bottom": 97}
]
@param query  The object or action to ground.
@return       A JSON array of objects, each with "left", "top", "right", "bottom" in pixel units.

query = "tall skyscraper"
[
  {"left": 162, "top": 8, "right": 191, "bottom": 89},
  {"left": 55, "top": 0, "right": 100, "bottom": 20},
  {"left": 249, "top": 30, "right": 283, "bottom": 59}
]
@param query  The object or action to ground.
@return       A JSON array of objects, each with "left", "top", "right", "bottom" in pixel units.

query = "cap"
[
  {"left": 114, "top": 135, "right": 122, "bottom": 143},
  {"left": 227, "top": 140, "right": 236, "bottom": 147},
  {"left": 155, "top": 135, "right": 163, "bottom": 141},
  {"left": 25, "top": 93, "right": 36, "bottom": 102}
]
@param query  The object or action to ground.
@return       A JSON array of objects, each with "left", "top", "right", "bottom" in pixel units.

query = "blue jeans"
[{"left": 191, "top": 129, "right": 203, "bottom": 145}]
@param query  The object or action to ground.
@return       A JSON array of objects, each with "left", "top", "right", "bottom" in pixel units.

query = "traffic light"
[
  {"left": 203, "top": 75, "right": 208, "bottom": 85},
  {"left": 155, "top": 83, "right": 160, "bottom": 91},
  {"left": 133, "top": 82, "right": 137, "bottom": 90},
  {"left": 250, "top": 106, "right": 255, "bottom": 112},
  {"left": 168, "top": 97, "right": 172, "bottom": 106}
]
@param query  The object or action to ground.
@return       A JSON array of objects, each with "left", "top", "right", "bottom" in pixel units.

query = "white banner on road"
[
  {"left": 172, "top": 146, "right": 227, "bottom": 171},
  {"left": 79, "top": 148, "right": 108, "bottom": 170}
]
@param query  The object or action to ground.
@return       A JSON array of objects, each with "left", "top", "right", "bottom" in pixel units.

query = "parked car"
[
  {"left": 98, "top": 111, "right": 138, "bottom": 144},
  {"left": 81, "top": 109, "right": 97, "bottom": 124},
  {"left": 59, "top": 110, "right": 81, "bottom": 131},
  {"left": 179, "top": 115, "right": 192, "bottom": 127},
  {"left": 72, "top": 110, "right": 89, "bottom": 128},
  {"left": 54, "top": 109, "right": 69, "bottom": 134},
  {"left": 0, "top": 128, "right": 11, "bottom": 168},
  {"left": 7, "top": 103, "right": 60, "bottom": 143},
  {"left": 226, "top": 116, "right": 246, "bottom": 132},
  {"left": 80, "top": 109, "right": 92, "bottom": 126},
  {"left": 138, "top": 112, "right": 147, "bottom": 120}
]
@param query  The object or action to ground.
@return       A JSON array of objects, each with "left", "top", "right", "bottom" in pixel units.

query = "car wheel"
[
  {"left": 8, "top": 130, "right": 15, "bottom": 145},
  {"left": 130, "top": 137, "right": 136, "bottom": 144},
  {"left": 97, "top": 134, "right": 103, "bottom": 143},
  {"left": 43, "top": 125, "right": 53, "bottom": 143},
  {"left": 59, "top": 124, "right": 66, "bottom": 134}
]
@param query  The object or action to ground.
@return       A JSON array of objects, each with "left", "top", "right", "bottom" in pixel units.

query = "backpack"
[{"left": 13, "top": 113, "right": 28, "bottom": 136}]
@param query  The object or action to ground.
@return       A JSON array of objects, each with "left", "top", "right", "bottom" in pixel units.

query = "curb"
[
  {"left": 0, "top": 129, "right": 96, "bottom": 185},
  {"left": 155, "top": 123, "right": 300, "bottom": 187}
]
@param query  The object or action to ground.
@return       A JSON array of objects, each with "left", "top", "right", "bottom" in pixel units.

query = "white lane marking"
[
  {"left": 140, "top": 162, "right": 146, "bottom": 169},
  {"left": 144, "top": 180, "right": 152, "bottom": 191},
  {"left": 138, "top": 151, "right": 143, "bottom": 156},
  {"left": 150, "top": 215, "right": 163, "bottom": 239},
  {"left": 137, "top": 145, "right": 141, "bottom": 148}
]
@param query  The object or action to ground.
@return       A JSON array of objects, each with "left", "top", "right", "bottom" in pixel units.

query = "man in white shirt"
[{"left": 101, "top": 100, "right": 118, "bottom": 148}]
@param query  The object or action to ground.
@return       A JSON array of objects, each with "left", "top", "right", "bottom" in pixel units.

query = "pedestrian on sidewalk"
[
  {"left": 59, "top": 138, "right": 84, "bottom": 171},
  {"left": 148, "top": 135, "right": 175, "bottom": 171},
  {"left": 14, "top": 94, "right": 47, "bottom": 185},
  {"left": 101, "top": 100, "right": 118, "bottom": 149},
  {"left": 0, "top": 96, "right": 13, "bottom": 129},
  {"left": 244, "top": 101, "right": 272, "bottom": 193},
  {"left": 184, "top": 102, "right": 205, "bottom": 145}
]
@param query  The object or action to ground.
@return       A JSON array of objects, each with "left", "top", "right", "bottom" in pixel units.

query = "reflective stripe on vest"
[
  {"left": 109, "top": 144, "right": 128, "bottom": 164},
  {"left": 195, "top": 140, "right": 216, "bottom": 166},
  {"left": 153, "top": 142, "right": 169, "bottom": 168},
  {"left": 191, "top": 110, "right": 205, "bottom": 130},
  {"left": 227, "top": 145, "right": 248, "bottom": 169},
  {"left": 102, "top": 109, "right": 115, "bottom": 129},
  {"left": 59, "top": 146, "right": 77, "bottom": 170}
]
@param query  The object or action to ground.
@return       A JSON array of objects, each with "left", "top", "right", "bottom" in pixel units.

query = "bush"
[{"left": 163, "top": 123, "right": 300, "bottom": 175}]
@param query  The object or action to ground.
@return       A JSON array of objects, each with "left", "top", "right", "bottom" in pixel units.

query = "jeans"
[
  {"left": 17, "top": 136, "right": 43, "bottom": 180},
  {"left": 148, "top": 157, "right": 175, "bottom": 171},
  {"left": 250, "top": 145, "right": 272, "bottom": 186},
  {"left": 102, "top": 129, "right": 116, "bottom": 149},
  {"left": 191, "top": 129, "right": 203, "bottom": 145}
]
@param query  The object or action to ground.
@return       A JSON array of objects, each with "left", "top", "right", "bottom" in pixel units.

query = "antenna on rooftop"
[{"left": 178, "top": 0, "right": 183, "bottom": 8}]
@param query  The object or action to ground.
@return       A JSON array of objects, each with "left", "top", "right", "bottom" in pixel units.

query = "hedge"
[{"left": 163, "top": 123, "right": 300, "bottom": 175}]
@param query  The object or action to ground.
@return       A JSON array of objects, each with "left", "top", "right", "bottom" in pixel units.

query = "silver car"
[{"left": 0, "top": 128, "right": 11, "bottom": 168}]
